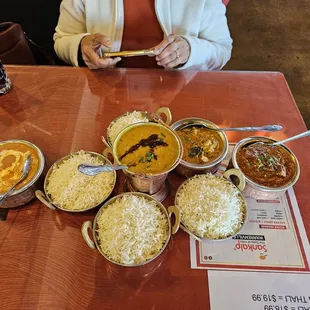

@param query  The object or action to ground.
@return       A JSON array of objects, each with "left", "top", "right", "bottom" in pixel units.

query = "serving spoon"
[
  {"left": 180, "top": 124, "right": 282, "bottom": 132},
  {"left": 78, "top": 164, "right": 128, "bottom": 176},
  {"left": 0, "top": 155, "right": 32, "bottom": 204},
  {"left": 272, "top": 130, "right": 310, "bottom": 146}
]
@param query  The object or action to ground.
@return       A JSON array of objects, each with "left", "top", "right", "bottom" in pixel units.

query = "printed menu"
[
  {"left": 190, "top": 146, "right": 310, "bottom": 272},
  {"left": 208, "top": 270, "right": 310, "bottom": 310}
]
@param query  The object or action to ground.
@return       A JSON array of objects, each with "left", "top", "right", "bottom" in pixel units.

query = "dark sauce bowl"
[
  {"left": 232, "top": 136, "right": 300, "bottom": 199},
  {"left": 171, "top": 118, "right": 228, "bottom": 178}
]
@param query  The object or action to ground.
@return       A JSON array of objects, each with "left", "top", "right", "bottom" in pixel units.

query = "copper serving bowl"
[
  {"left": 82, "top": 192, "right": 180, "bottom": 267},
  {"left": 35, "top": 151, "right": 116, "bottom": 212},
  {"left": 103, "top": 107, "right": 172, "bottom": 147},
  {"left": 0, "top": 139, "right": 45, "bottom": 209},
  {"left": 231, "top": 136, "right": 300, "bottom": 199},
  {"left": 173, "top": 169, "right": 248, "bottom": 242},
  {"left": 103, "top": 122, "right": 183, "bottom": 196},
  {"left": 171, "top": 118, "right": 228, "bottom": 178}
]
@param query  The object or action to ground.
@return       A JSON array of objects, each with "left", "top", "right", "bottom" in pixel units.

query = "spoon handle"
[
  {"left": 219, "top": 125, "right": 282, "bottom": 132},
  {"left": 78, "top": 164, "right": 127, "bottom": 176},
  {"left": 0, "top": 184, "right": 17, "bottom": 204},
  {"left": 273, "top": 130, "right": 310, "bottom": 146}
]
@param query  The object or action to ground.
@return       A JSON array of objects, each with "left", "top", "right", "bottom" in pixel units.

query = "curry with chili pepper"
[
  {"left": 236, "top": 143, "right": 296, "bottom": 188},
  {"left": 177, "top": 126, "right": 224, "bottom": 165}
]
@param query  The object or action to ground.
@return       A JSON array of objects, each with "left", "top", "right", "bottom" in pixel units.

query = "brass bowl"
[
  {"left": 35, "top": 151, "right": 116, "bottom": 212},
  {"left": 0, "top": 139, "right": 44, "bottom": 209},
  {"left": 103, "top": 122, "right": 183, "bottom": 195},
  {"left": 82, "top": 192, "right": 180, "bottom": 267},
  {"left": 231, "top": 136, "right": 300, "bottom": 199},
  {"left": 174, "top": 169, "right": 248, "bottom": 242},
  {"left": 171, "top": 118, "right": 228, "bottom": 178},
  {"left": 103, "top": 107, "right": 172, "bottom": 147}
]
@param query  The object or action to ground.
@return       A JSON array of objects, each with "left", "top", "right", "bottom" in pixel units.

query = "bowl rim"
[
  {"left": 43, "top": 151, "right": 116, "bottom": 212},
  {"left": 106, "top": 110, "right": 150, "bottom": 146},
  {"left": 171, "top": 118, "right": 228, "bottom": 170},
  {"left": 174, "top": 173, "right": 248, "bottom": 241},
  {"left": 0, "top": 139, "right": 45, "bottom": 196},
  {"left": 231, "top": 136, "right": 300, "bottom": 192},
  {"left": 92, "top": 192, "right": 172, "bottom": 267},
  {"left": 112, "top": 122, "right": 184, "bottom": 177}
]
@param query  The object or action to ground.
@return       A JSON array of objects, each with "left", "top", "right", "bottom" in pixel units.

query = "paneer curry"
[
  {"left": 0, "top": 142, "right": 40, "bottom": 194},
  {"left": 177, "top": 126, "right": 224, "bottom": 165},
  {"left": 115, "top": 124, "right": 180, "bottom": 174},
  {"left": 236, "top": 143, "right": 296, "bottom": 188}
]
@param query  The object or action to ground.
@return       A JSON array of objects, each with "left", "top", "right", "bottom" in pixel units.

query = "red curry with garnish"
[{"left": 236, "top": 143, "right": 296, "bottom": 188}]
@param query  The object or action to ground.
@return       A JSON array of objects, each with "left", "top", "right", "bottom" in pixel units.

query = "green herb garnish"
[{"left": 160, "top": 132, "right": 166, "bottom": 138}]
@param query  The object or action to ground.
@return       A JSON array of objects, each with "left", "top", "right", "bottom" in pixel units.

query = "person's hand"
[
  {"left": 81, "top": 33, "right": 121, "bottom": 69},
  {"left": 154, "top": 34, "right": 190, "bottom": 69}
]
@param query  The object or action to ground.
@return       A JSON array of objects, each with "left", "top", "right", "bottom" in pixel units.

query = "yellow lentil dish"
[
  {"left": 236, "top": 143, "right": 296, "bottom": 188},
  {"left": 116, "top": 124, "right": 180, "bottom": 174},
  {"left": 177, "top": 126, "right": 224, "bottom": 164},
  {"left": 0, "top": 142, "right": 40, "bottom": 194}
]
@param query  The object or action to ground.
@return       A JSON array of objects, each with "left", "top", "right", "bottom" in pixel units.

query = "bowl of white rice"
[
  {"left": 35, "top": 151, "right": 116, "bottom": 212},
  {"left": 104, "top": 107, "right": 172, "bottom": 146},
  {"left": 175, "top": 169, "right": 248, "bottom": 241},
  {"left": 82, "top": 192, "right": 180, "bottom": 266}
]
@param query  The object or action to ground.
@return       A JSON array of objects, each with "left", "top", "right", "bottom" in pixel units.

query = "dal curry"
[{"left": 115, "top": 124, "right": 180, "bottom": 174}]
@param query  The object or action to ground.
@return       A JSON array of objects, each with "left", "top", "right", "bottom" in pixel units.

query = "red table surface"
[{"left": 0, "top": 66, "right": 309, "bottom": 310}]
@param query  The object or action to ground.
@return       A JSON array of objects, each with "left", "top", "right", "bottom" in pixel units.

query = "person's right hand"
[{"left": 81, "top": 33, "right": 121, "bottom": 69}]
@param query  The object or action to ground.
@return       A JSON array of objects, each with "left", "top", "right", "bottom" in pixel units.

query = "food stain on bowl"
[
  {"left": 177, "top": 126, "right": 224, "bottom": 165},
  {"left": 236, "top": 142, "right": 297, "bottom": 188},
  {"left": 115, "top": 123, "right": 180, "bottom": 175},
  {"left": 0, "top": 141, "right": 41, "bottom": 194}
]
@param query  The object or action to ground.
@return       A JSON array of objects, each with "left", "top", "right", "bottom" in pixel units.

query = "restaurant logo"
[{"left": 233, "top": 234, "right": 268, "bottom": 256}]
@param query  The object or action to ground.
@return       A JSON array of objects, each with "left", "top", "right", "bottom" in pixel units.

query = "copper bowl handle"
[
  {"left": 223, "top": 168, "right": 246, "bottom": 191},
  {"left": 102, "top": 147, "right": 115, "bottom": 164},
  {"left": 168, "top": 205, "right": 180, "bottom": 234},
  {"left": 155, "top": 107, "right": 172, "bottom": 125},
  {"left": 35, "top": 190, "right": 56, "bottom": 210},
  {"left": 81, "top": 221, "right": 96, "bottom": 250},
  {"left": 101, "top": 136, "right": 111, "bottom": 148}
]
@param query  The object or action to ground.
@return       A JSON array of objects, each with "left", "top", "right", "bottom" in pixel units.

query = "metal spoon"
[
  {"left": 0, "top": 155, "right": 32, "bottom": 204},
  {"left": 78, "top": 164, "right": 128, "bottom": 176},
  {"left": 180, "top": 124, "right": 282, "bottom": 132},
  {"left": 272, "top": 130, "right": 310, "bottom": 146}
]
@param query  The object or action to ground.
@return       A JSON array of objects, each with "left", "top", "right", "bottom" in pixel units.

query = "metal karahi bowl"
[
  {"left": 171, "top": 118, "right": 228, "bottom": 178},
  {"left": 35, "top": 151, "right": 116, "bottom": 212},
  {"left": 0, "top": 139, "right": 45, "bottom": 209},
  {"left": 103, "top": 107, "right": 172, "bottom": 147},
  {"left": 174, "top": 169, "right": 248, "bottom": 242},
  {"left": 231, "top": 136, "right": 300, "bottom": 199},
  {"left": 81, "top": 192, "right": 180, "bottom": 267},
  {"left": 103, "top": 122, "right": 183, "bottom": 195}
]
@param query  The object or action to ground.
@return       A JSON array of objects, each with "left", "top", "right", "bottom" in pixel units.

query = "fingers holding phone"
[{"left": 81, "top": 33, "right": 121, "bottom": 69}]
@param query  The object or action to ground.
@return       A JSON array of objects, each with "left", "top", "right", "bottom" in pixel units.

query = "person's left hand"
[{"left": 153, "top": 34, "right": 190, "bottom": 68}]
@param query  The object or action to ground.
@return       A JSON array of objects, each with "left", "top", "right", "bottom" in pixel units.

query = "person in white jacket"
[{"left": 54, "top": 0, "right": 232, "bottom": 71}]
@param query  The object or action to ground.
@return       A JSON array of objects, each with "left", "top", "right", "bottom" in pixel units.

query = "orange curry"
[{"left": 0, "top": 142, "right": 40, "bottom": 194}]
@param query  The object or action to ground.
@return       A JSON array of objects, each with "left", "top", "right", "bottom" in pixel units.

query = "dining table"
[{"left": 0, "top": 65, "right": 309, "bottom": 310}]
